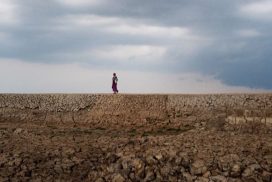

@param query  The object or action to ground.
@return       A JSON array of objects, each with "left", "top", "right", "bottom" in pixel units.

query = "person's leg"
[
  {"left": 113, "top": 83, "right": 118, "bottom": 94},
  {"left": 112, "top": 84, "right": 116, "bottom": 94}
]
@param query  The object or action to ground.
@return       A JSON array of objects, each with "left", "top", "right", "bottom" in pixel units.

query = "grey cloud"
[{"left": 0, "top": 0, "right": 271, "bottom": 89}]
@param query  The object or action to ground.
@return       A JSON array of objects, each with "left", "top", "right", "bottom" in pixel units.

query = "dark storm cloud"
[
  {"left": 0, "top": 0, "right": 271, "bottom": 89},
  {"left": 192, "top": 37, "right": 272, "bottom": 89}
]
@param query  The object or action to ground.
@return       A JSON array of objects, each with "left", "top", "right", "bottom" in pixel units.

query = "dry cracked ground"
[{"left": 0, "top": 118, "right": 272, "bottom": 182}]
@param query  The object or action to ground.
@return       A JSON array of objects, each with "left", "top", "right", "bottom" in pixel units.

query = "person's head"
[{"left": 113, "top": 73, "right": 116, "bottom": 76}]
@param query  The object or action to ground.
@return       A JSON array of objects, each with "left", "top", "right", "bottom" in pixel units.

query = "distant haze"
[{"left": 0, "top": 0, "right": 271, "bottom": 93}]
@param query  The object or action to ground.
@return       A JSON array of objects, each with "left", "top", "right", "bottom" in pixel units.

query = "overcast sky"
[{"left": 0, "top": 0, "right": 271, "bottom": 93}]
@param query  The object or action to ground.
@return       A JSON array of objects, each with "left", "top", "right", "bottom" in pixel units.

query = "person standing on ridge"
[{"left": 112, "top": 73, "right": 119, "bottom": 94}]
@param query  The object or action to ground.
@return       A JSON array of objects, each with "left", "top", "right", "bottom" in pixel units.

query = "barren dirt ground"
[{"left": 0, "top": 121, "right": 272, "bottom": 182}]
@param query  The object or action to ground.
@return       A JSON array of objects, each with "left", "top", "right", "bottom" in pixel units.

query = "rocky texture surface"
[{"left": 0, "top": 94, "right": 272, "bottom": 181}]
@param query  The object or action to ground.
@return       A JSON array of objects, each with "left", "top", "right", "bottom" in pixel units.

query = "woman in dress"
[{"left": 112, "top": 73, "right": 119, "bottom": 94}]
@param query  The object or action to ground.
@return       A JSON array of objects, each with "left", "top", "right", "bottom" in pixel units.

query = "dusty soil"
[{"left": 0, "top": 120, "right": 272, "bottom": 182}]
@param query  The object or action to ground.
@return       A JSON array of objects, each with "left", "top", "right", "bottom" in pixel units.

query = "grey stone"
[
  {"left": 144, "top": 170, "right": 155, "bottom": 182},
  {"left": 182, "top": 172, "right": 193, "bottom": 182},
  {"left": 210, "top": 175, "right": 227, "bottom": 182},
  {"left": 242, "top": 167, "right": 253, "bottom": 177},
  {"left": 155, "top": 153, "right": 163, "bottom": 161},
  {"left": 112, "top": 173, "right": 125, "bottom": 182},
  {"left": 146, "top": 155, "right": 157, "bottom": 165},
  {"left": 190, "top": 160, "right": 207, "bottom": 175},
  {"left": 230, "top": 164, "right": 241, "bottom": 177},
  {"left": 13, "top": 128, "right": 23, "bottom": 134}
]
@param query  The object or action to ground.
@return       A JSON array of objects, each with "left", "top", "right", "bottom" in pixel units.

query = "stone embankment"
[{"left": 0, "top": 94, "right": 271, "bottom": 181}]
